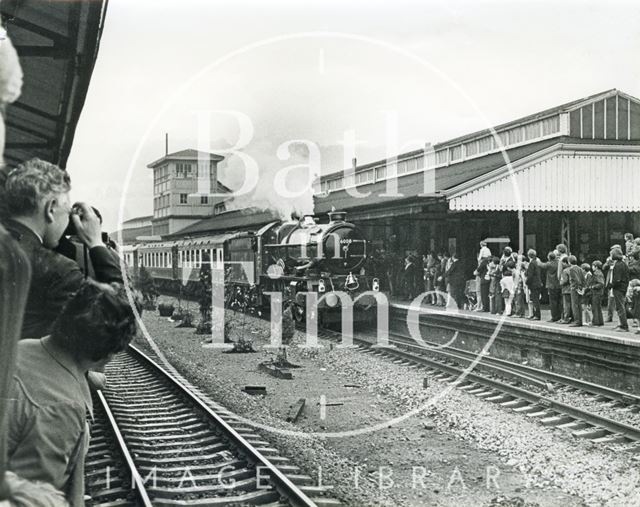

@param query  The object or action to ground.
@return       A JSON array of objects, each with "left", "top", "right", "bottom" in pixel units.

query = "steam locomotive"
[{"left": 122, "top": 211, "right": 377, "bottom": 324}]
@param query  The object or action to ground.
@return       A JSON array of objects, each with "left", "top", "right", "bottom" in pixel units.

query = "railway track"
[
  {"left": 309, "top": 322, "right": 640, "bottom": 448},
  {"left": 388, "top": 315, "right": 640, "bottom": 406},
  {"left": 85, "top": 345, "right": 338, "bottom": 506}
]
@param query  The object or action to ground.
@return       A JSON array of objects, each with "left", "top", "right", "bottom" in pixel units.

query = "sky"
[{"left": 63, "top": 0, "right": 640, "bottom": 231}]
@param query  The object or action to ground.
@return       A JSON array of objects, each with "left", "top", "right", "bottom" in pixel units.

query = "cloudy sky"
[{"left": 64, "top": 0, "right": 640, "bottom": 231}]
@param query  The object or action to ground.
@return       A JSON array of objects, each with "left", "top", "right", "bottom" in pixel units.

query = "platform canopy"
[
  {"left": 446, "top": 143, "right": 640, "bottom": 212},
  {"left": 1, "top": 0, "right": 108, "bottom": 168}
]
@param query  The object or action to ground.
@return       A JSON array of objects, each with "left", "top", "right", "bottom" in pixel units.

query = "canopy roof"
[
  {"left": 447, "top": 143, "right": 640, "bottom": 212},
  {"left": 2, "top": 0, "right": 107, "bottom": 168}
]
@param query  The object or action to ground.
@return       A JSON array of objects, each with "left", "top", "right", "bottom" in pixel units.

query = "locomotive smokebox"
[{"left": 328, "top": 210, "right": 347, "bottom": 223}]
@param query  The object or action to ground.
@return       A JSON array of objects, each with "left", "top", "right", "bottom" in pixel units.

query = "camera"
[{"left": 64, "top": 205, "right": 104, "bottom": 240}]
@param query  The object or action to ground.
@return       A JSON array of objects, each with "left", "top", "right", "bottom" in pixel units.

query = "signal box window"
[{"left": 200, "top": 195, "right": 208, "bottom": 204}]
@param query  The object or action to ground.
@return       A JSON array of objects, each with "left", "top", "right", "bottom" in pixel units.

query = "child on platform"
[{"left": 579, "top": 263, "right": 592, "bottom": 325}]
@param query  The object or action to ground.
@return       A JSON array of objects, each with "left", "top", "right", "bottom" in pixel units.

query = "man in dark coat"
[
  {"left": 525, "top": 249, "right": 542, "bottom": 320},
  {"left": 3, "top": 159, "right": 122, "bottom": 339},
  {"left": 567, "top": 255, "right": 586, "bottom": 327},
  {"left": 445, "top": 252, "right": 466, "bottom": 310},
  {"left": 604, "top": 247, "right": 630, "bottom": 331},
  {"left": 589, "top": 260, "right": 605, "bottom": 327},
  {"left": 475, "top": 256, "right": 491, "bottom": 312},
  {"left": 543, "top": 251, "right": 562, "bottom": 322},
  {"left": 402, "top": 254, "right": 419, "bottom": 300}
]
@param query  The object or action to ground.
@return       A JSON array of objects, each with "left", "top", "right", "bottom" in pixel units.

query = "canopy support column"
[{"left": 518, "top": 210, "right": 524, "bottom": 254}]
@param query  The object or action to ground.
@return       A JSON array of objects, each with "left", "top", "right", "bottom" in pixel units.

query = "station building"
[{"left": 314, "top": 89, "right": 640, "bottom": 274}]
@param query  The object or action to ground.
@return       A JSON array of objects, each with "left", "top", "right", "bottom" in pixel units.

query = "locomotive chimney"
[{"left": 328, "top": 210, "right": 347, "bottom": 223}]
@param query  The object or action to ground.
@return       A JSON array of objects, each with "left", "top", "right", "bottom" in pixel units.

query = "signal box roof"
[{"left": 147, "top": 149, "right": 224, "bottom": 168}]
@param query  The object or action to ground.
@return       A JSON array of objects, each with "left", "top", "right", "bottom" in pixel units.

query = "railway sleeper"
[
  {"left": 526, "top": 409, "right": 555, "bottom": 418},
  {"left": 148, "top": 477, "right": 265, "bottom": 496},
  {"left": 134, "top": 442, "right": 228, "bottom": 457},
  {"left": 88, "top": 440, "right": 109, "bottom": 451},
  {"left": 572, "top": 427, "right": 610, "bottom": 439},
  {"left": 591, "top": 434, "right": 629, "bottom": 444},
  {"left": 86, "top": 475, "right": 125, "bottom": 489},
  {"left": 133, "top": 449, "right": 234, "bottom": 465},
  {"left": 116, "top": 417, "right": 203, "bottom": 429},
  {"left": 86, "top": 487, "right": 134, "bottom": 503},
  {"left": 152, "top": 468, "right": 255, "bottom": 485},
  {"left": 298, "top": 485, "right": 335, "bottom": 495},
  {"left": 112, "top": 390, "right": 178, "bottom": 401},
  {"left": 474, "top": 390, "right": 497, "bottom": 398},
  {"left": 88, "top": 432, "right": 107, "bottom": 441},
  {"left": 244, "top": 440, "right": 272, "bottom": 447},
  {"left": 126, "top": 429, "right": 213, "bottom": 442},
  {"left": 109, "top": 398, "right": 184, "bottom": 408},
  {"left": 116, "top": 412, "right": 198, "bottom": 424},
  {"left": 249, "top": 447, "right": 280, "bottom": 456},
  {"left": 87, "top": 499, "right": 135, "bottom": 507},
  {"left": 85, "top": 466, "right": 126, "bottom": 480},
  {"left": 512, "top": 404, "right": 541, "bottom": 414},
  {"left": 135, "top": 436, "right": 223, "bottom": 449},
  {"left": 119, "top": 422, "right": 208, "bottom": 434},
  {"left": 312, "top": 498, "right": 343, "bottom": 507},
  {"left": 556, "top": 421, "right": 591, "bottom": 431},
  {"left": 106, "top": 403, "right": 191, "bottom": 415},
  {"left": 539, "top": 415, "right": 574, "bottom": 426},
  {"left": 485, "top": 394, "right": 511, "bottom": 403},
  {"left": 499, "top": 399, "right": 529, "bottom": 408},
  {"left": 107, "top": 379, "right": 166, "bottom": 389},
  {"left": 466, "top": 387, "right": 489, "bottom": 395},
  {"left": 151, "top": 489, "right": 280, "bottom": 506},
  {"left": 149, "top": 477, "right": 260, "bottom": 493},
  {"left": 138, "top": 460, "right": 246, "bottom": 476},
  {"left": 85, "top": 456, "right": 113, "bottom": 468}
]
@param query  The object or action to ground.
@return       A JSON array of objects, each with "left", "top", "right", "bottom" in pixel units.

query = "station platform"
[{"left": 385, "top": 295, "right": 640, "bottom": 393}]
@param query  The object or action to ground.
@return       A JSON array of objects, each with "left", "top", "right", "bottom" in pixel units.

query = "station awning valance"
[{"left": 447, "top": 143, "right": 640, "bottom": 212}]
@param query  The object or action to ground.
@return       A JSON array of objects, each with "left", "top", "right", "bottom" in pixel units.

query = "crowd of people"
[
  {"left": 368, "top": 249, "right": 466, "bottom": 310},
  {"left": 468, "top": 238, "right": 640, "bottom": 333},
  {"left": 369, "top": 237, "right": 640, "bottom": 334},
  {"left": 1, "top": 29, "right": 139, "bottom": 507}
]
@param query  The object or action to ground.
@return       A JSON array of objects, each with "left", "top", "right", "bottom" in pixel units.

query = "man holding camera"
[{"left": 3, "top": 158, "right": 122, "bottom": 339}]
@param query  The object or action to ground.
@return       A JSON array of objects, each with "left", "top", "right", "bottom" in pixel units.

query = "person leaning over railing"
[
  {"left": 2, "top": 159, "right": 123, "bottom": 340},
  {"left": 5, "top": 281, "right": 141, "bottom": 507}
]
